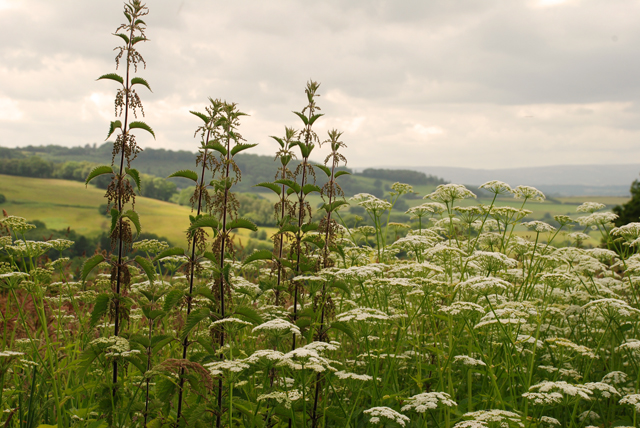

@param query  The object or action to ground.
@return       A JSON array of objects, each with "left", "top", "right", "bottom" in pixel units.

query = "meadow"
[{"left": 1, "top": 1, "right": 640, "bottom": 428}]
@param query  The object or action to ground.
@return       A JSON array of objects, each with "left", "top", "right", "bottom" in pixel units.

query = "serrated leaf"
[
  {"left": 153, "top": 247, "right": 185, "bottom": 262},
  {"left": 230, "top": 143, "right": 258, "bottom": 156},
  {"left": 233, "top": 305, "right": 263, "bottom": 325},
  {"left": 97, "top": 73, "right": 123, "bottom": 85},
  {"left": 293, "top": 111, "right": 309, "bottom": 126},
  {"left": 129, "top": 121, "right": 155, "bottom": 139},
  {"left": 255, "top": 182, "right": 281, "bottom": 195},
  {"left": 90, "top": 293, "right": 110, "bottom": 327},
  {"left": 201, "top": 251, "right": 219, "bottom": 265},
  {"left": 168, "top": 169, "right": 198, "bottom": 182},
  {"left": 190, "top": 110, "right": 209, "bottom": 123},
  {"left": 323, "top": 200, "right": 349, "bottom": 213},
  {"left": 335, "top": 170, "right": 350, "bottom": 178},
  {"left": 298, "top": 143, "right": 314, "bottom": 159},
  {"left": 125, "top": 167, "right": 141, "bottom": 191},
  {"left": 301, "top": 222, "right": 319, "bottom": 233},
  {"left": 163, "top": 289, "right": 184, "bottom": 312},
  {"left": 114, "top": 33, "right": 129, "bottom": 44},
  {"left": 121, "top": 210, "right": 141, "bottom": 238},
  {"left": 314, "top": 164, "right": 331, "bottom": 177},
  {"left": 131, "top": 36, "right": 147, "bottom": 45},
  {"left": 227, "top": 218, "right": 257, "bottom": 232},
  {"left": 109, "top": 208, "right": 119, "bottom": 235},
  {"left": 204, "top": 140, "right": 227, "bottom": 156},
  {"left": 302, "top": 184, "right": 322, "bottom": 195},
  {"left": 106, "top": 120, "right": 122, "bottom": 140},
  {"left": 278, "top": 224, "right": 299, "bottom": 235},
  {"left": 270, "top": 135, "right": 285, "bottom": 148},
  {"left": 188, "top": 215, "right": 220, "bottom": 234},
  {"left": 308, "top": 113, "right": 324, "bottom": 126},
  {"left": 81, "top": 254, "right": 105, "bottom": 282},
  {"left": 181, "top": 308, "right": 210, "bottom": 341},
  {"left": 135, "top": 256, "right": 156, "bottom": 284},
  {"left": 130, "top": 77, "right": 151, "bottom": 92},
  {"left": 274, "top": 179, "right": 301, "bottom": 194},
  {"left": 85, "top": 165, "right": 113, "bottom": 186},
  {"left": 242, "top": 249, "right": 273, "bottom": 266}
]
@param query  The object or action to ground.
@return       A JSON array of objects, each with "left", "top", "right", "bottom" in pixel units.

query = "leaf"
[
  {"left": 293, "top": 111, "right": 309, "bottom": 126},
  {"left": 335, "top": 170, "right": 351, "bottom": 178},
  {"left": 114, "top": 33, "right": 129, "bottom": 44},
  {"left": 129, "top": 121, "right": 156, "bottom": 139},
  {"left": 227, "top": 218, "right": 257, "bottom": 232},
  {"left": 204, "top": 140, "right": 227, "bottom": 156},
  {"left": 242, "top": 249, "right": 273, "bottom": 266},
  {"left": 125, "top": 167, "right": 141, "bottom": 191},
  {"left": 181, "top": 308, "right": 210, "bottom": 341},
  {"left": 130, "top": 77, "right": 151, "bottom": 92},
  {"left": 106, "top": 120, "right": 122, "bottom": 140},
  {"left": 270, "top": 135, "right": 285, "bottom": 148},
  {"left": 154, "top": 247, "right": 185, "bottom": 262},
  {"left": 97, "top": 73, "right": 123, "bottom": 85},
  {"left": 301, "top": 222, "right": 319, "bottom": 233},
  {"left": 109, "top": 208, "right": 119, "bottom": 235},
  {"left": 314, "top": 164, "right": 331, "bottom": 177},
  {"left": 163, "top": 289, "right": 184, "bottom": 312},
  {"left": 308, "top": 113, "right": 324, "bottom": 126},
  {"left": 330, "top": 321, "right": 355, "bottom": 341},
  {"left": 233, "top": 305, "right": 264, "bottom": 325},
  {"left": 190, "top": 110, "right": 209, "bottom": 123},
  {"left": 90, "top": 293, "right": 110, "bottom": 327},
  {"left": 230, "top": 143, "right": 258, "bottom": 156},
  {"left": 302, "top": 184, "right": 322, "bottom": 195},
  {"left": 135, "top": 256, "right": 156, "bottom": 284},
  {"left": 121, "top": 210, "right": 141, "bottom": 238},
  {"left": 323, "top": 200, "right": 349, "bottom": 213},
  {"left": 85, "top": 165, "right": 113, "bottom": 186},
  {"left": 188, "top": 215, "right": 220, "bottom": 235},
  {"left": 274, "top": 179, "right": 301, "bottom": 194},
  {"left": 131, "top": 36, "right": 147, "bottom": 45},
  {"left": 201, "top": 251, "right": 219, "bottom": 265},
  {"left": 255, "top": 182, "right": 281, "bottom": 195},
  {"left": 168, "top": 169, "right": 198, "bottom": 183},
  {"left": 298, "top": 143, "right": 314, "bottom": 159},
  {"left": 81, "top": 254, "right": 105, "bottom": 282}
]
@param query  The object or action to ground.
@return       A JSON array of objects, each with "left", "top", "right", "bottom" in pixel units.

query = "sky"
[{"left": 0, "top": 0, "right": 639, "bottom": 169}]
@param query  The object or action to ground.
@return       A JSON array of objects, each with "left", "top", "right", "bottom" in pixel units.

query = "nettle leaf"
[
  {"left": 255, "top": 182, "right": 281, "bottom": 196},
  {"left": 227, "top": 218, "right": 257, "bottom": 232},
  {"left": 335, "top": 170, "right": 351, "bottom": 178},
  {"left": 330, "top": 321, "right": 355, "bottom": 341},
  {"left": 81, "top": 254, "right": 105, "bottom": 282},
  {"left": 189, "top": 215, "right": 220, "bottom": 234},
  {"left": 190, "top": 110, "right": 209, "bottom": 123},
  {"left": 243, "top": 249, "right": 273, "bottom": 266},
  {"left": 85, "top": 165, "right": 113, "bottom": 186},
  {"left": 90, "top": 293, "right": 111, "bottom": 327},
  {"left": 293, "top": 111, "right": 309, "bottom": 126},
  {"left": 204, "top": 140, "right": 227, "bottom": 156},
  {"left": 163, "top": 289, "right": 184, "bottom": 312},
  {"left": 129, "top": 121, "right": 156, "bottom": 139},
  {"left": 302, "top": 184, "right": 321, "bottom": 195},
  {"left": 106, "top": 120, "right": 122, "bottom": 140},
  {"left": 308, "top": 113, "right": 324, "bottom": 126},
  {"left": 323, "top": 200, "right": 349, "bottom": 213},
  {"left": 154, "top": 247, "right": 185, "bottom": 262},
  {"left": 270, "top": 135, "right": 285, "bottom": 148},
  {"left": 109, "top": 208, "right": 119, "bottom": 235},
  {"left": 168, "top": 170, "right": 198, "bottom": 183},
  {"left": 201, "top": 252, "right": 219, "bottom": 265},
  {"left": 121, "top": 210, "right": 142, "bottom": 237},
  {"left": 114, "top": 33, "right": 129, "bottom": 44},
  {"left": 181, "top": 308, "right": 211, "bottom": 341},
  {"left": 314, "top": 164, "right": 331, "bottom": 177},
  {"left": 274, "top": 179, "right": 301, "bottom": 194},
  {"left": 125, "top": 167, "right": 141, "bottom": 191},
  {"left": 135, "top": 256, "right": 156, "bottom": 284},
  {"left": 131, "top": 77, "right": 151, "bottom": 92},
  {"left": 97, "top": 73, "right": 124, "bottom": 85},
  {"left": 233, "top": 305, "right": 263, "bottom": 325},
  {"left": 230, "top": 143, "right": 258, "bottom": 156},
  {"left": 131, "top": 36, "right": 147, "bottom": 45},
  {"left": 298, "top": 143, "right": 314, "bottom": 159},
  {"left": 301, "top": 222, "right": 319, "bottom": 233}
]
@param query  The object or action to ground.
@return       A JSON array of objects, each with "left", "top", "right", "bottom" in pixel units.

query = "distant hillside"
[{"left": 376, "top": 164, "right": 640, "bottom": 196}]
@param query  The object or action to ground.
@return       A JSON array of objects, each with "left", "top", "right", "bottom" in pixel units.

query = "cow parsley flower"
[
  {"left": 335, "top": 371, "right": 373, "bottom": 381},
  {"left": 336, "top": 307, "right": 389, "bottom": 323},
  {"left": 619, "top": 394, "right": 640, "bottom": 412},
  {"left": 252, "top": 319, "right": 301, "bottom": 335},
  {"left": 401, "top": 391, "right": 457, "bottom": 413},
  {"left": 521, "top": 392, "right": 563, "bottom": 405},
  {"left": 453, "top": 355, "right": 486, "bottom": 367},
  {"left": 363, "top": 407, "right": 410, "bottom": 426},
  {"left": 462, "top": 410, "right": 524, "bottom": 428},
  {"left": 528, "top": 381, "right": 593, "bottom": 401},
  {"left": 479, "top": 180, "right": 513, "bottom": 195},
  {"left": 425, "top": 184, "right": 476, "bottom": 204},
  {"left": 577, "top": 202, "right": 606, "bottom": 213},
  {"left": 513, "top": 186, "right": 545, "bottom": 202},
  {"left": 522, "top": 221, "right": 556, "bottom": 233},
  {"left": 439, "top": 301, "right": 485, "bottom": 317}
]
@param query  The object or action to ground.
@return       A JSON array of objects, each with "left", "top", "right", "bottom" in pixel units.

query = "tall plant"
[{"left": 83, "top": 0, "right": 156, "bottom": 397}]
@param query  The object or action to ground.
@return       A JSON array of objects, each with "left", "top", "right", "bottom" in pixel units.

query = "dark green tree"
[{"left": 613, "top": 179, "right": 640, "bottom": 227}]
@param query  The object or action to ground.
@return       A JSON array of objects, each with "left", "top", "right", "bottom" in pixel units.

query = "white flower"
[
  {"left": 401, "top": 391, "right": 457, "bottom": 413},
  {"left": 576, "top": 212, "right": 617, "bottom": 227},
  {"left": 336, "top": 307, "right": 389, "bottom": 323},
  {"left": 479, "top": 180, "right": 513, "bottom": 195},
  {"left": 334, "top": 371, "right": 373, "bottom": 381},
  {"left": 252, "top": 318, "right": 301, "bottom": 335},
  {"left": 453, "top": 355, "right": 486, "bottom": 367},
  {"left": 513, "top": 185, "right": 545, "bottom": 202},
  {"left": 439, "top": 301, "right": 485, "bottom": 317},
  {"left": 576, "top": 202, "right": 606, "bottom": 213},
  {"left": 619, "top": 394, "right": 640, "bottom": 412},
  {"left": 425, "top": 184, "right": 476, "bottom": 203},
  {"left": 462, "top": 410, "right": 524, "bottom": 428},
  {"left": 522, "top": 221, "right": 556, "bottom": 233},
  {"left": 455, "top": 276, "right": 510, "bottom": 295},
  {"left": 363, "top": 406, "right": 410, "bottom": 426},
  {"left": 205, "top": 360, "right": 250, "bottom": 376},
  {"left": 528, "top": 381, "right": 593, "bottom": 401},
  {"left": 521, "top": 392, "right": 563, "bottom": 405}
]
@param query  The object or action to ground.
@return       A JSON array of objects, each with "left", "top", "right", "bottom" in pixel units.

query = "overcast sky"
[{"left": 1, "top": 0, "right": 639, "bottom": 169}]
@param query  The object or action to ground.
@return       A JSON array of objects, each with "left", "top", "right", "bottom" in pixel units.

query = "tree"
[{"left": 613, "top": 179, "right": 640, "bottom": 226}]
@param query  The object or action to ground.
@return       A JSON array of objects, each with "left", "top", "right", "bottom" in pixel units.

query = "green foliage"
[{"left": 613, "top": 179, "right": 640, "bottom": 226}]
